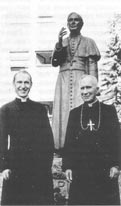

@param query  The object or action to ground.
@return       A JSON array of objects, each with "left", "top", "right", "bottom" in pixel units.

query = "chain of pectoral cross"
[
  {"left": 68, "top": 36, "right": 81, "bottom": 66},
  {"left": 80, "top": 102, "right": 101, "bottom": 131}
]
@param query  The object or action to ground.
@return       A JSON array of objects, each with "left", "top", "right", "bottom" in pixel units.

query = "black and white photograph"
[{"left": 0, "top": 0, "right": 121, "bottom": 205}]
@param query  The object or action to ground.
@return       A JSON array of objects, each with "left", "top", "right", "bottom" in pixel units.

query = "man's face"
[
  {"left": 67, "top": 13, "right": 81, "bottom": 32},
  {"left": 14, "top": 73, "right": 32, "bottom": 99},
  {"left": 80, "top": 77, "right": 98, "bottom": 103}
]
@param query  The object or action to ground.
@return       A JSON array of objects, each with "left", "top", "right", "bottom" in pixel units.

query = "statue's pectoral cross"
[
  {"left": 87, "top": 119, "right": 95, "bottom": 131},
  {"left": 70, "top": 59, "right": 76, "bottom": 66}
]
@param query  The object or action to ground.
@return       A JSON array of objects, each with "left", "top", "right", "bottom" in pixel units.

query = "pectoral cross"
[
  {"left": 70, "top": 59, "right": 76, "bottom": 66},
  {"left": 70, "top": 60, "right": 74, "bottom": 66},
  {"left": 87, "top": 119, "right": 95, "bottom": 131}
]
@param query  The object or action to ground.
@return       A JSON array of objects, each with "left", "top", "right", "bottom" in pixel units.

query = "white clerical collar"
[
  {"left": 16, "top": 96, "right": 29, "bottom": 102},
  {"left": 88, "top": 99, "right": 98, "bottom": 107}
]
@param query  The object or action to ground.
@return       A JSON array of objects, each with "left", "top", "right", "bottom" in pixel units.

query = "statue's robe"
[{"left": 52, "top": 34, "right": 101, "bottom": 149}]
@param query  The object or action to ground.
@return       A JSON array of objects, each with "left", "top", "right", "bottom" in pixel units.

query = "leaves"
[{"left": 99, "top": 13, "right": 121, "bottom": 122}]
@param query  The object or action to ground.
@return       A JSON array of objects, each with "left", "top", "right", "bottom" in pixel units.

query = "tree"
[{"left": 99, "top": 14, "right": 121, "bottom": 122}]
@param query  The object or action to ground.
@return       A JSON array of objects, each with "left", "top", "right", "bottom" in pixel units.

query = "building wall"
[
  {"left": 0, "top": 0, "right": 118, "bottom": 106},
  {"left": 0, "top": 0, "right": 59, "bottom": 106}
]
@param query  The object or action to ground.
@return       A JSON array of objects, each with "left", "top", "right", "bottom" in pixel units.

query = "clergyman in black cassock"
[
  {"left": 0, "top": 70, "right": 54, "bottom": 205},
  {"left": 63, "top": 75, "right": 121, "bottom": 205}
]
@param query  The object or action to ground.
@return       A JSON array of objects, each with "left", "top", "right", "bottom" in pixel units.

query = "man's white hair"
[{"left": 79, "top": 74, "right": 98, "bottom": 87}]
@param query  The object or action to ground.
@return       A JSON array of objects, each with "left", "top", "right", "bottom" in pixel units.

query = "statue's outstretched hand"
[
  {"left": 65, "top": 169, "right": 72, "bottom": 183},
  {"left": 2, "top": 169, "right": 11, "bottom": 180},
  {"left": 58, "top": 27, "right": 67, "bottom": 44}
]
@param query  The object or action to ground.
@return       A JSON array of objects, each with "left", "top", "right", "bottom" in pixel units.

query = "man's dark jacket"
[
  {"left": 0, "top": 98, "right": 54, "bottom": 205},
  {"left": 63, "top": 101, "right": 121, "bottom": 205}
]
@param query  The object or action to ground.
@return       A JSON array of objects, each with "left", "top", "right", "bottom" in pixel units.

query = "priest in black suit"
[
  {"left": 0, "top": 70, "right": 54, "bottom": 205},
  {"left": 63, "top": 74, "right": 121, "bottom": 205}
]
